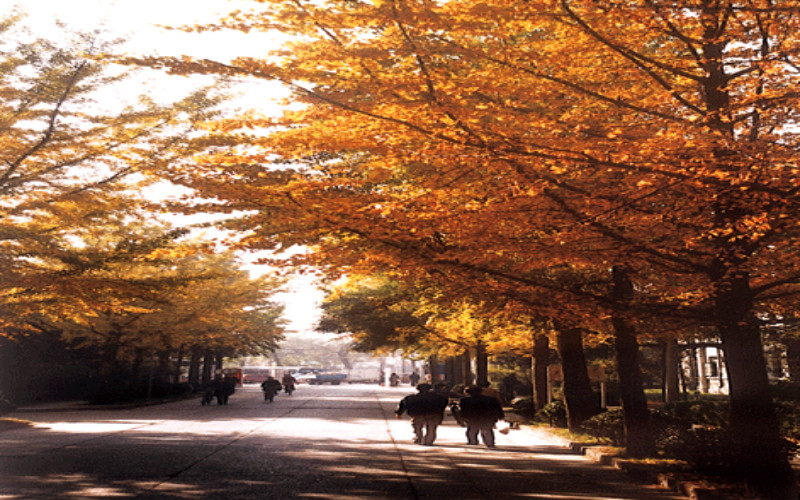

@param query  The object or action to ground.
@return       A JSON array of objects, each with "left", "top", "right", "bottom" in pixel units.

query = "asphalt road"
[{"left": 0, "top": 384, "right": 682, "bottom": 500}]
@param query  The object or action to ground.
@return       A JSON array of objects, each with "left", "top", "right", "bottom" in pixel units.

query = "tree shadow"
[{"left": 1, "top": 430, "right": 676, "bottom": 500}]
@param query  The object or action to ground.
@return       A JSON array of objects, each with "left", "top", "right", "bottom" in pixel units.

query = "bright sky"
[
  {"left": 4, "top": 0, "right": 326, "bottom": 335},
  {"left": 7, "top": 0, "right": 265, "bottom": 58}
]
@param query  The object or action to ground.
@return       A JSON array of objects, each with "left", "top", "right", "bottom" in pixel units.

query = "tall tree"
[
  {"left": 0, "top": 19, "right": 224, "bottom": 339},
  {"left": 140, "top": 1, "right": 800, "bottom": 494}
]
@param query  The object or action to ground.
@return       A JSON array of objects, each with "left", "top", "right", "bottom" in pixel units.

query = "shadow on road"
[{"left": 1, "top": 385, "right": 679, "bottom": 500}]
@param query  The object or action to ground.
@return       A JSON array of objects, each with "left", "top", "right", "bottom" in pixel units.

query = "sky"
[
  {"left": 4, "top": 0, "right": 326, "bottom": 336},
  {"left": 7, "top": 0, "right": 263, "bottom": 58}
]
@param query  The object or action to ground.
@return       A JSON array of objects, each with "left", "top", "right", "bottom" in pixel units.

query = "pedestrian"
[
  {"left": 201, "top": 379, "right": 217, "bottom": 406},
  {"left": 395, "top": 383, "right": 449, "bottom": 445},
  {"left": 282, "top": 372, "right": 296, "bottom": 395},
  {"left": 409, "top": 372, "right": 420, "bottom": 386},
  {"left": 217, "top": 375, "right": 237, "bottom": 405},
  {"left": 261, "top": 376, "right": 282, "bottom": 403},
  {"left": 458, "top": 386, "right": 504, "bottom": 448},
  {"left": 389, "top": 372, "right": 400, "bottom": 387}
]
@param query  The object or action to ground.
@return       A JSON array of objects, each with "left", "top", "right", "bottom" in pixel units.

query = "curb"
[{"left": 576, "top": 444, "right": 751, "bottom": 500}]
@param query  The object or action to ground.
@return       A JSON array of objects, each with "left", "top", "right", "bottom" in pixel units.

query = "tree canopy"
[
  {"left": 0, "top": 17, "right": 287, "bottom": 389},
  {"left": 132, "top": 0, "right": 800, "bottom": 494}
]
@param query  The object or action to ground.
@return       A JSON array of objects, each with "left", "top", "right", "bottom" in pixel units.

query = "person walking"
[
  {"left": 261, "top": 376, "right": 282, "bottom": 403},
  {"left": 216, "top": 375, "right": 237, "bottom": 405},
  {"left": 282, "top": 372, "right": 296, "bottom": 395},
  {"left": 458, "top": 386, "right": 504, "bottom": 448},
  {"left": 395, "top": 383, "right": 449, "bottom": 445}
]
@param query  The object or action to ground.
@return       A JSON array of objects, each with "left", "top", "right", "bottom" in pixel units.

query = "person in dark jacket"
[
  {"left": 395, "top": 383, "right": 449, "bottom": 445},
  {"left": 261, "top": 376, "right": 282, "bottom": 403},
  {"left": 217, "top": 375, "right": 237, "bottom": 405},
  {"left": 458, "top": 386, "right": 504, "bottom": 448}
]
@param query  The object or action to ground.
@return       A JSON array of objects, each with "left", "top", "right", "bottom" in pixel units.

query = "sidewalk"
[{"left": 513, "top": 424, "right": 770, "bottom": 500}]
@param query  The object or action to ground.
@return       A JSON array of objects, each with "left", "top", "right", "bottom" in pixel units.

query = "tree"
[
  {"left": 0, "top": 18, "right": 225, "bottom": 339},
  {"left": 0, "top": 18, "right": 289, "bottom": 400},
  {"left": 142, "top": 1, "right": 800, "bottom": 494}
]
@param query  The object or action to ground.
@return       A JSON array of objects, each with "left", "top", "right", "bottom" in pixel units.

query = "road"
[{"left": 0, "top": 384, "right": 682, "bottom": 500}]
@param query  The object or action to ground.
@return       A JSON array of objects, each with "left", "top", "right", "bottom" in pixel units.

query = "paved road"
[{"left": 1, "top": 384, "right": 682, "bottom": 500}]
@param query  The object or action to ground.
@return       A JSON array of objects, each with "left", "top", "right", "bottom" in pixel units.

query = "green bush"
[
  {"left": 536, "top": 399, "right": 567, "bottom": 427},
  {"left": 580, "top": 408, "right": 624, "bottom": 445},
  {"left": 770, "top": 380, "right": 800, "bottom": 402},
  {"left": 510, "top": 396, "right": 536, "bottom": 417},
  {"left": 674, "top": 426, "right": 798, "bottom": 477},
  {"left": 661, "top": 400, "right": 728, "bottom": 427},
  {"left": 774, "top": 400, "right": 800, "bottom": 441}
]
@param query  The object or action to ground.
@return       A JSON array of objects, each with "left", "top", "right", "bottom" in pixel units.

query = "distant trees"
[{"left": 0, "top": 17, "right": 286, "bottom": 400}]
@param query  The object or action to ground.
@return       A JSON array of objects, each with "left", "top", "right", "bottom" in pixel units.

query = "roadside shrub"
[
  {"left": 661, "top": 400, "right": 728, "bottom": 427},
  {"left": 580, "top": 408, "right": 624, "bottom": 445},
  {"left": 676, "top": 427, "right": 798, "bottom": 477},
  {"left": 770, "top": 380, "right": 800, "bottom": 402},
  {"left": 510, "top": 396, "right": 536, "bottom": 417},
  {"left": 774, "top": 400, "right": 800, "bottom": 441},
  {"left": 536, "top": 399, "right": 567, "bottom": 427}
]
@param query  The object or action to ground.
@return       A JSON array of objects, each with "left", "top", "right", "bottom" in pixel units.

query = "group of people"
[
  {"left": 260, "top": 373, "right": 297, "bottom": 403},
  {"left": 201, "top": 374, "right": 238, "bottom": 405},
  {"left": 202, "top": 372, "right": 298, "bottom": 406},
  {"left": 395, "top": 382, "right": 505, "bottom": 448}
]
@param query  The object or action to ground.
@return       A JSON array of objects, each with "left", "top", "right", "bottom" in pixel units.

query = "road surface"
[{"left": 1, "top": 384, "right": 682, "bottom": 500}]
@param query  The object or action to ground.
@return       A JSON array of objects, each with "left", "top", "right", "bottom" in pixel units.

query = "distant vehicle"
[
  {"left": 309, "top": 373, "right": 347, "bottom": 385},
  {"left": 240, "top": 367, "right": 272, "bottom": 384},
  {"left": 346, "top": 364, "right": 382, "bottom": 384},
  {"left": 294, "top": 373, "right": 317, "bottom": 384}
]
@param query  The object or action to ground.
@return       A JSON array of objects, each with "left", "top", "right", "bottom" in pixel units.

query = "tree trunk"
[
  {"left": 787, "top": 337, "right": 800, "bottom": 381},
  {"left": 716, "top": 272, "right": 794, "bottom": 499},
  {"left": 156, "top": 350, "right": 171, "bottom": 385},
  {"left": 611, "top": 266, "right": 654, "bottom": 458},
  {"left": 663, "top": 339, "right": 680, "bottom": 403},
  {"left": 555, "top": 326, "right": 599, "bottom": 431},
  {"left": 188, "top": 347, "right": 201, "bottom": 388},
  {"left": 131, "top": 347, "right": 145, "bottom": 386},
  {"left": 215, "top": 351, "right": 224, "bottom": 376},
  {"left": 461, "top": 350, "right": 473, "bottom": 386},
  {"left": 99, "top": 337, "right": 121, "bottom": 381},
  {"left": 475, "top": 343, "right": 488, "bottom": 386},
  {"left": 201, "top": 350, "right": 214, "bottom": 385},
  {"left": 173, "top": 345, "right": 184, "bottom": 384},
  {"left": 428, "top": 355, "right": 441, "bottom": 383},
  {"left": 532, "top": 333, "right": 550, "bottom": 410},
  {"left": 444, "top": 356, "right": 457, "bottom": 384}
]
